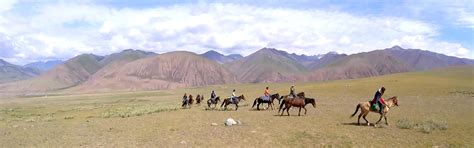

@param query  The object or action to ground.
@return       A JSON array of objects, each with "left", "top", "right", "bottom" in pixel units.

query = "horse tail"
[
  {"left": 350, "top": 104, "right": 361, "bottom": 118},
  {"left": 278, "top": 99, "right": 286, "bottom": 113}
]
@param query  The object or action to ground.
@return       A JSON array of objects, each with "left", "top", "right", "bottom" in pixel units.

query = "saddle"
[
  {"left": 370, "top": 104, "right": 379, "bottom": 111},
  {"left": 261, "top": 96, "right": 270, "bottom": 101}
]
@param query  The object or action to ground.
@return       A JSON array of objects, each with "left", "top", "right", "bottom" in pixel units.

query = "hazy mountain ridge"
[
  {"left": 0, "top": 59, "right": 40, "bottom": 84},
  {"left": 201, "top": 50, "right": 243, "bottom": 64},
  {"left": 24, "top": 60, "right": 63, "bottom": 72},
  {"left": 1, "top": 46, "right": 472, "bottom": 94}
]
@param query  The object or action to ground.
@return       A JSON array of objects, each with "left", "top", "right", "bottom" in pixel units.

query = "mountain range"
[
  {"left": 0, "top": 59, "right": 40, "bottom": 84},
  {"left": 0, "top": 46, "right": 472, "bottom": 94},
  {"left": 24, "top": 60, "right": 63, "bottom": 72},
  {"left": 201, "top": 50, "right": 243, "bottom": 64}
]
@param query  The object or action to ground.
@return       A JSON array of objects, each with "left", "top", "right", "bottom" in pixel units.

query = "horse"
[
  {"left": 181, "top": 97, "right": 190, "bottom": 108},
  {"left": 207, "top": 96, "right": 221, "bottom": 109},
  {"left": 350, "top": 96, "right": 399, "bottom": 126},
  {"left": 188, "top": 94, "right": 194, "bottom": 105},
  {"left": 220, "top": 95, "right": 246, "bottom": 111},
  {"left": 196, "top": 94, "right": 204, "bottom": 104},
  {"left": 279, "top": 97, "right": 316, "bottom": 116},
  {"left": 251, "top": 93, "right": 280, "bottom": 110},
  {"left": 277, "top": 92, "right": 306, "bottom": 107}
]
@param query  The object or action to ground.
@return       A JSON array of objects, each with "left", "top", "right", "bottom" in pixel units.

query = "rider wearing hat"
[{"left": 289, "top": 85, "right": 296, "bottom": 98}]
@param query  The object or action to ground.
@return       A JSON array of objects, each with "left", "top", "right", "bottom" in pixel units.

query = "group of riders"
[{"left": 183, "top": 85, "right": 388, "bottom": 113}]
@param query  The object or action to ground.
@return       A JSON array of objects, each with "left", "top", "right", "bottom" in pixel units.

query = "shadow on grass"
[
  {"left": 202, "top": 107, "right": 241, "bottom": 111},
  {"left": 340, "top": 122, "right": 375, "bottom": 126},
  {"left": 248, "top": 108, "right": 277, "bottom": 111},
  {"left": 272, "top": 114, "right": 308, "bottom": 117}
]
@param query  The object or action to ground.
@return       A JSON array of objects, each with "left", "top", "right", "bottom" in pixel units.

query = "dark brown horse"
[
  {"left": 252, "top": 93, "right": 280, "bottom": 110},
  {"left": 350, "top": 96, "right": 399, "bottom": 126},
  {"left": 221, "top": 95, "right": 246, "bottom": 111},
  {"left": 196, "top": 94, "right": 204, "bottom": 104},
  {"left": 277, "top": 92, "right": 305, "bottom": 106},
  {"left": 188, "top": 94, "right": 194, "bottom": 105},
  {"left": 207, "top": 96, "right": 221, "bottom": 109},
  {"left": 279, "top": 97, "right": 316, "bottom": 116}
]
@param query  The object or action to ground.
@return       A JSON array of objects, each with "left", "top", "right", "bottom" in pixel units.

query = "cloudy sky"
[{"left": 0, "top": 0, "right": 473, "bottom": 65}]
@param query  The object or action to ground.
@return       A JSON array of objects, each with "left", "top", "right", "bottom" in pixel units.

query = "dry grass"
[{"left": 0, "top": 66, "right": 472, "bottom": 147}]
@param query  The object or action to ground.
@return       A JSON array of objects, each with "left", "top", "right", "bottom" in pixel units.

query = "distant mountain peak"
[
  {"left": 201, "top": 50, "right": 242, "bottom": 64},
  {"left": 0, "top": 59, "right": 8, "bottom": 65},
  {"left": 120, "top": 49, "right": 155, "bottom": 55},
  {"left": 203, "top": 50, "right": 224, "bottom": 56},
  {"left": 389, "top": 45, "right": 404, "bottom": 50},
  {"left": 24, "top": 60, "right": 63, "bottom": 72}
]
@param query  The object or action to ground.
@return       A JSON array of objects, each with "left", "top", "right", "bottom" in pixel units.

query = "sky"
[{"left": 0, "top": 0, "right": 473, "bottom": 65}]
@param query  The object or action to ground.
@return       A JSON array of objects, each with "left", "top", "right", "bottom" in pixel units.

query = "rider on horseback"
[
  {"left": 210, "top": 90, "right": 217, "bottom": 101},
  {"left": 371, "top": 87, "right": 386, "bottom": 114},
  {"left": 182, "top": 93, "right": 188, "bottom": 102},
  {"left": 289, "top": 85, "right": 296, "bottom": 99},
  {"left": 264, "top": 87, "right": 270, "bottom": 101},
  {"left": 230, "top": 89, "right": 236, "bottom": 103}
]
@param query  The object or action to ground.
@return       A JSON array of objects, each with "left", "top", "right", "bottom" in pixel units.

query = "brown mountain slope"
[
  {"left": 0, "top": 54, "right": 103, "bottom": 94},
  {"left": 91, "top": 49, "right": 155, "bottom": 80},
  {"left": 226, "top": 48, "right": 308, "bottom": 83},
  {"left": 307, "top": 50, "right": 411, "bottom": 81},
  {"left": 77, "top": 51, "right": 237, "bottom": 91},
  {"left": 385, "top": 46, "right": 474, "bottom": 70}
]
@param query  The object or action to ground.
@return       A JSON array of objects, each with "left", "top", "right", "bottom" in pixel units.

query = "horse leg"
[
  {"left": 298, "top": 107, "right": 302, "bottom": 116},
  {"left": 363, "top": 115, "right": 369, "bottom": 126},
  {"left": 257, "top": 102, "right": 260, "bottom": 110},
  {"left": 357, "top": 113, "right": 362, "bottom": 125},
  {"left": 235, "top": 104, "right": 238, "bottom": 111},
  {"left": 304, "top": 107, "right": 307, "bottom": 115},
  {"left": 376, "top": 114, "right": 383, "bottom": 124},
  {"left": 287, "top": 107, "right": 291, "bottom": 116},
  {"left": 384, "top": 115, "right": 389, "bottom": 126},
  {"left": 280, "top": 106, "right": 284, "bottom": 116}
]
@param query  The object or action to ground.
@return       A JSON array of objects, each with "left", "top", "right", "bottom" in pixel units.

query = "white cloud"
[
  {"left": 0, "top": 2, "right": 472, "bottom": 65},
  {"left": 454, "top": 8, "right": 474, "bottom": 29},
  {"left": 0, "top": 0, "right": 17, "bottom": 12}
]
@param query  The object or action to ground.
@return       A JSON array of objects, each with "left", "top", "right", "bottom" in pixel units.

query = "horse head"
[
  {"left": 391, "top": 96, "right": 399, "bottom": 106},
  {"left": 239, "top": 95, "right": 245, "bottom": 101},
  {"left": 271, "top": 93, "right": 280, "bottom": 100},
  {"left": 215, "top": 96, "right": 220, "bottom": 102},
  {"left": 306, "top": 98, "right": 316, "bottom": 108}
]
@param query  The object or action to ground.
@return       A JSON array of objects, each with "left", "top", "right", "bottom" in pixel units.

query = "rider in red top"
[{"left": 264, "top": 87, "right": 270, "bottom": 100}]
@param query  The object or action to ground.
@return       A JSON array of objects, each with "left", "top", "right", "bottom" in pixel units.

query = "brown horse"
[
  {"left": 277, "top": 92, "right": 306, "bottom": 107},
  {"left": 279, "top": 97, "right": 316, "bottom": 116},
  {"left": 251, "top": 93, "right": 280, "bottom": 110},
  {"left": 188, "top": 94, "right": 194, "bottom": 105},
  {"left": 196, "top": 94, "right": 204, "bottom": 104},
  {"left": 207, "top": 96, "right": 221, "bottom": 109},
  {"left": 221, "top": 95, "right": 246, "bottom": 111},
  {"left": 350, "top": 96, "right": 399, "bottom": 126}
]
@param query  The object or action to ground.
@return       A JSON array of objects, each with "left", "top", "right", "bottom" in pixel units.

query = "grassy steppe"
[{"left": 0, "top": 66, "right": 473, "bottom": 147}]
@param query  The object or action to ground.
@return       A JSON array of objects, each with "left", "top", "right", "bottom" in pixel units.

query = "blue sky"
[{"left": 0, "top": 0, "right": 472, "bottom": 65}]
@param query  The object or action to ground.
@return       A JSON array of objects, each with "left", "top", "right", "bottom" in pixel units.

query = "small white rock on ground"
[{"left": 224, "top": 118, "right": 241, "bottom": 126}]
